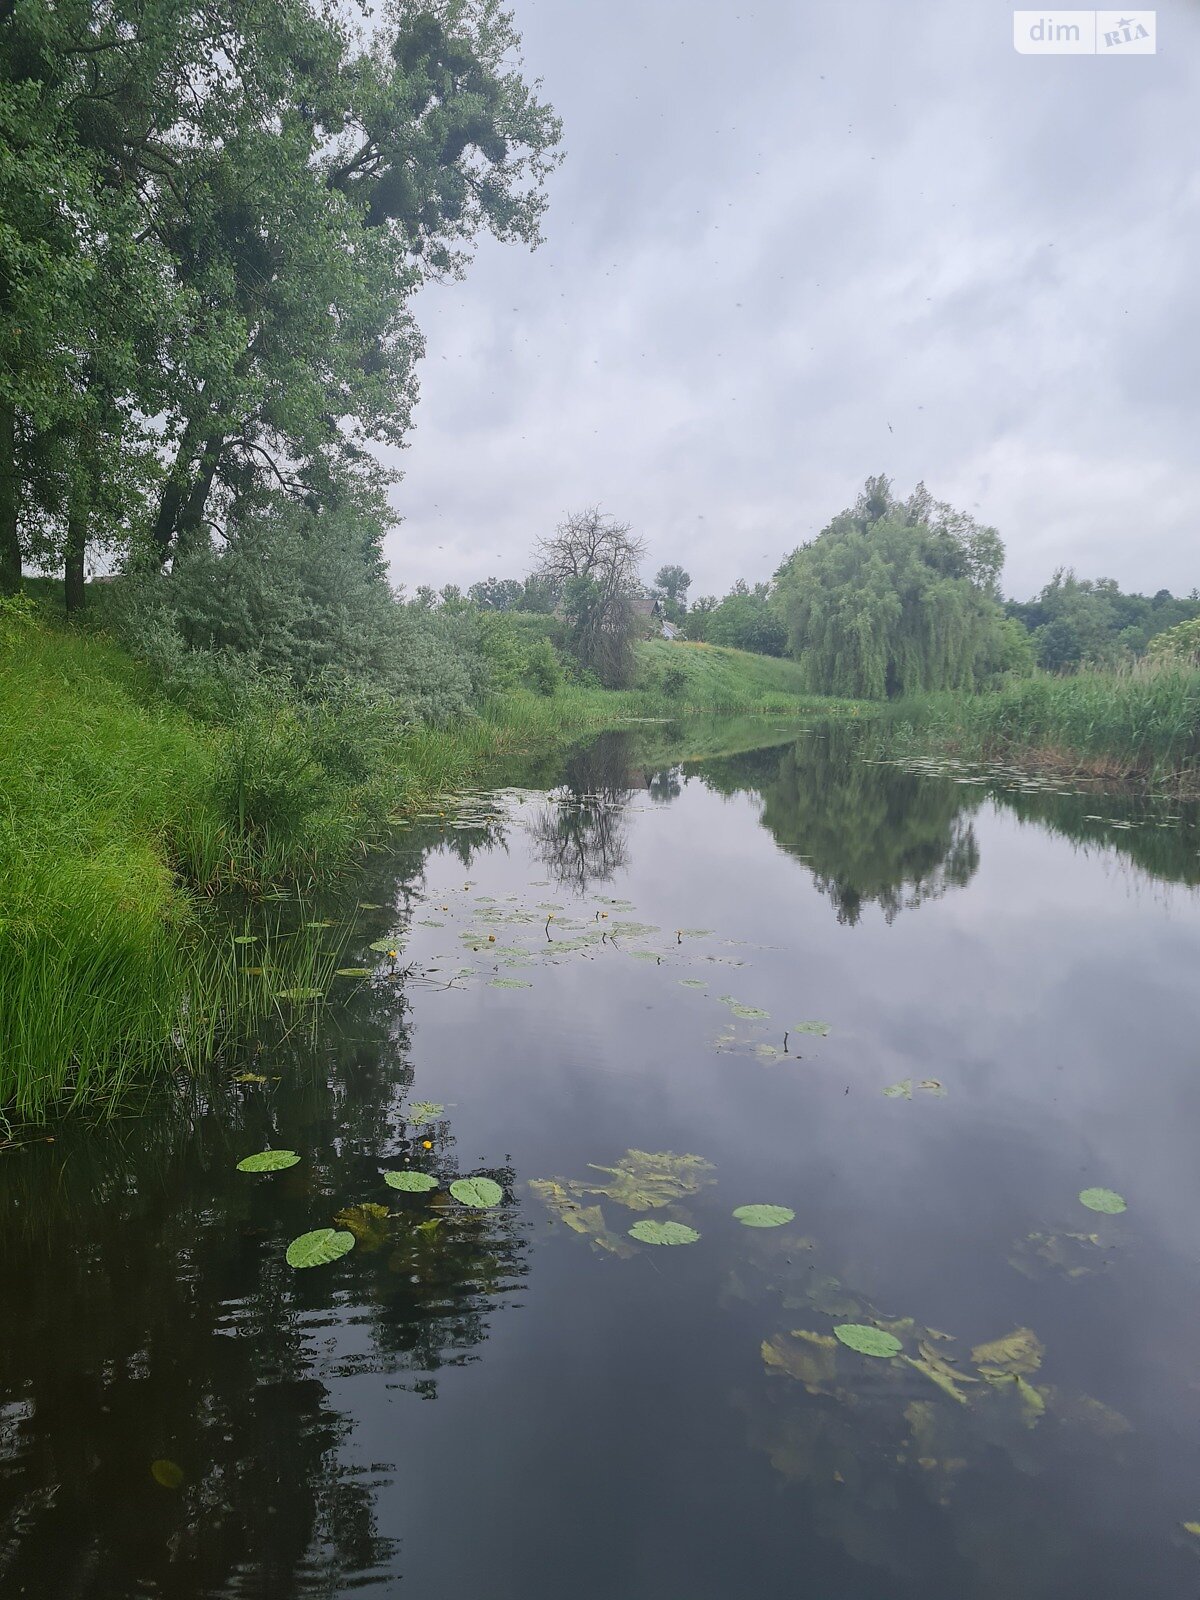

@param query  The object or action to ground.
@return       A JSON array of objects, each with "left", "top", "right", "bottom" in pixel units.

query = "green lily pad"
[
  {"left": 489, "top": 977, "right": 531, "bottom": 988},
  {"left": 733, "top": 1204, "right": 795, "bottom": 1228},
  {"left": 834, "top": 1323, "right": 902, "bottom": 1357},
  {"left": 384, "top": 1170, "right": 438, "bottom": 1193},
  {"left": 628, "top": 1218, "right": 700, "bottom": 1245},
  {"left": 790, "top": 1021, "right": 830, "bottom": 1036},
  {"left": 335, "top": 967, "right": 372, "bottom": 978},
  {"left": 285, "top": 1227, "right": 355, "bottom": 1268},
  {"left": 233, "top": 935, "right": 258, "bottom": 946},
  {"left": 274, "top": 987, "right": 324, "bottom": 1002},
  {"left": 1079, "top": 1187, "right": 1126, "bottom": 1214},
  {"left": 883, "top": 1078, "right": 913, "bottom": 1099},
  {"left": 236, "top": 1149, "right": 300, "bottom": 1173},
  {"left": 679, "top": 978, "right": 708, "bottom": 989},
  {"left": 450, "top": 1176, "right": 504, "bottom": 1209},
  {"left": 406, "top": 1101, "right": 443, "bottom": 1123},
  {"left": 369, "top": 939, "right": 400, "bottom": 953}
]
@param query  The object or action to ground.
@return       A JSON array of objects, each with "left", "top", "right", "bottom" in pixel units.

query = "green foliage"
[
  {"left": 702, "top": 581, "right": 788, "bottom": 656},
  {"left": 383, "top": 1171, "right": 439, "bottom": 1193},
  {"left": 893, "top": 663, "right": 1200, "bottom": 788},
  {"left": 776, "top": 477, "right": 1014, "bottom": 698},
  {"left": 1079, "top": 1187, "right": 1126, "bottom": 1214},
  {"left": 1007, "top": 571, "right": 1200, "bottom": 670},
  {"left": 733, "top": 1205, "right": 796, "bottom": 1228},
  {"left": 1147, "top": 615, "right": 1200, "bottom": 667}
]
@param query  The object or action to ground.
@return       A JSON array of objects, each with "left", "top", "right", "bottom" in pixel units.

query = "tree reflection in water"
[{"left": 0, "top": 855, "right": 529, "bottom": 1596}]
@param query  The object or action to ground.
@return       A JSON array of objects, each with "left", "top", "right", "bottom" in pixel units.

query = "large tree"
[
  {"left": 0, "top": 0, "right": 562, "bottom": 601},
  {"left": 775, "top": 476, "right": 1025, "bottom": 698},
  {"left": 533, "top": 507, "right": 646, "bottom": 686}
]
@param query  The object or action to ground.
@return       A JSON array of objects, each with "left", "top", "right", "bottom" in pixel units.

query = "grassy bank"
[
  {"left": 0, "top": 620, "right": 843, "bottom": 1118},
  {"left": 889, "top": 663, "right": 1200, "bottom": 792}
]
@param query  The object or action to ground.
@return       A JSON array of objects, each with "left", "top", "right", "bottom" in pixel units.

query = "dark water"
[{"left": 4, "top": 721, "right": 1200, "bottom": 1599}]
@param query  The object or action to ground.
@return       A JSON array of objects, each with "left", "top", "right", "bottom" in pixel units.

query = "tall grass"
[
  {"left": 891, "top": 660, "right": 1200, "bottom": 789},
  {"left": 0, "top": 618, "right": 847, "bottom": 1117}
]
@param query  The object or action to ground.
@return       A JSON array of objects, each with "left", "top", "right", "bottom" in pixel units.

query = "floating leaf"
[
  {"left": 971, "top": 1327, "right": 1043, "bottom": 1376},
  {"left": 274, "top": 987, "right": 324, "bottom": 1002},
  {"left": 450, "top": 1176, "right": 504, "bottom": 1209},
  {"left": 369, "top": 938, "right": 399, "bottom": 953},
  {"left": 883, "top": 1079, "right": 913, "bottom": 1099},
  {"left": 335, "top": 967, "right": 372, "bottom": 979},
  {"left": 406, "top": 1101, "right": 443, "bottom": 1124},
  {"left": 333, "top": 1203, "right": 392, "bottom": 1251},
  {"left": 383, "top": 1170, "right": 438, "bottom": 1193},
  {"left": 529, "top": 1179, "right": 634, "bottom": 1256},
  {"left": 834, "top": 1324, "right": 902, "bottom": 1358},
  {"left": 580, "top": 1149, "right": 715, "bottom": 1211},
  {"left": 235, "top": 1072, "right": 269, "bottom": 1085},
  {"left": 904, "top": 1348, "right": 973, "bottom": 1404},
  {"left": 679, "top": 978, "right": 708, "bottom": 989},
  {"left": 733, "top": 1204, "right": 795, "bottom": 1229},
  {"left": 918, "top": 1078, "right": 946, "bottom": 1097},
  {"left": 1009, "top": 1228, "right": 1105, "bottom": 1282},
  {"left": 762, "top": 1330, "right": 838, "bottom": 1394},
  {"left": 236, "top": 1149, "right": 300, "bottom": 1173},
  {"left": 791, "top": 1021, "right": 830, "bottom": 1036},
  {"left": 489, "top": 977, "right": 531, "bottom": 988},
  {"left": 611, "top": 921, "right": 660, "bottom": 938},
  {"left": 1184, "top": 1522, "right": 1200, "bottom": 1539},
  {"left": 286, "top": 1228, "right": 355, "bottom": 1268},
  {"left": 628, "top": 1218, "right": 699, "bottom": 1245},
  {"left": 150, "top": 1459, "right": 184, "bottom": 1490},
  {"left": 1079, "top": 1186, "right": 1126, "bottom": 1214},
  {"left": 232, "top": 935, "right": 258, "bottom": 946},
  {"left": 719, "top": 995, "right": 770, "bottom": 1020}
]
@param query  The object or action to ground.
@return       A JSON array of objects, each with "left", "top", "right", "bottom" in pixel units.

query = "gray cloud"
[{"left": 380, "top": 0, "right": 1200, "bottom": 602}]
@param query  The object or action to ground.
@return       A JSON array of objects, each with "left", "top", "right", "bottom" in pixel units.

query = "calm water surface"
[{"left": 3, "top": 722, "right": 1200, "bottom": 1598}]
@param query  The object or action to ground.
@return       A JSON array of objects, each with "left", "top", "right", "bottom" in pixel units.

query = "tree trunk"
[
  {"left": 151, "top": 411, "right": 208, "bottom": 558},
  {"left": 174, "top": 432, "right": 224, "bottom": 548},
  {"left": 64, "top": 474, "right": 89, "bottom": 615},
  {"left": 0, "top": 398, "right": 20, "bottom": 596}
]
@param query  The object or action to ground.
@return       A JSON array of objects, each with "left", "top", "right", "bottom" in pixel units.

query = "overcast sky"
[{"left": 378, "top": 0, "right": 1200, "bottom": 603}]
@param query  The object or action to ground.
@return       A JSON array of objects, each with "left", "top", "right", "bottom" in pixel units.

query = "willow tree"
[{"left": 775, "top": 476, "right": 1025, "bottom": 698}]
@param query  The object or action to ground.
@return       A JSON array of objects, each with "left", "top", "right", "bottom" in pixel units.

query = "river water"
[{"left": 3, "top": 720, "right": 1200, "bottom": 1598}]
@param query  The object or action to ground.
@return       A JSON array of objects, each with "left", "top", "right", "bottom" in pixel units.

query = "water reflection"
[{"left": 0, "top": 870, "right": 529, "bottom": 1594}]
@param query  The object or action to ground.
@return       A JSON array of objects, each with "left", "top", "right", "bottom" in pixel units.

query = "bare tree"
[{"left": 534, "top": 508, "right": 646, "bottom": 686}]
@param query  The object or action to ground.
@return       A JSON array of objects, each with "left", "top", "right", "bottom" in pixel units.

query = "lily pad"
[
  {"left": 791, "top": 1020, "right": 830, "bottom": 1036},
  {"left": 274, "top": 987, "right": 324, "bottom": 1002},
  {"left": 150, "top": 1459, "right": 184, "bottom": 1489},
  {"left": 679, "top": 978, "right": 708, "bottom": 989},
  {"left": 1079, "top": 1186, "right": 1126, "bottom": 1214},
  {"left": 335, "top": 967, "right": 373, "bottom": 979},
  {"left": 883, "top": 1079, "right": 913, "bottom": 1099},
  {"left": 383, "top": 1170, "right": 439, "bottom": 1192},
  {"left": 232, "top": 935, "right": 258, "bottom": 946},
  {"left": 236, "top": 1149, "right": 300, "bottom": 1173},
  {"left": 406, "top": 1101, "right": 444, "bottom": 1123},
  {"left": 834, "top": 1323, "right": 902, "bottom": 1358},
  {"left": 450, "top": 1176, "right": 504, "bottom": 1209},
  {"left": 369, "top": 939, "right": 400, "bottom": 954},
  {"left": 733, "top": 1204, "right": 795, "bottom": 1228},
  {"left": 489, "top": 977, "right": 531, "bottom": 988},
  {"left": 285, "top": 1227, "right": 355, "bottom": 1268},
  {"left": 628, "top": 1218, "right": 700, "bottom": 1245}
]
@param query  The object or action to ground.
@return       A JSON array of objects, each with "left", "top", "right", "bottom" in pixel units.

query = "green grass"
[
  {"left": 0, "top": 621, "right": 841, "bottom": 1118},
  {"left": 889, "top": 662, "right": 1200, "bottom": 790}
]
